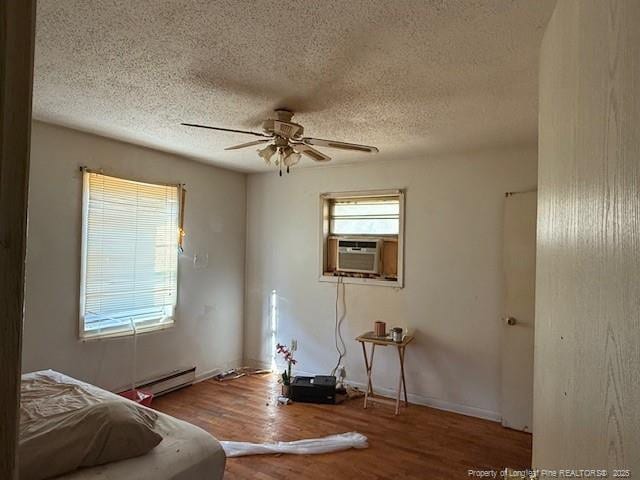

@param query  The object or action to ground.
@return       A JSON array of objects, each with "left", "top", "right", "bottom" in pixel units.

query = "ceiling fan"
[{"left": 181, "top": 109, "right": 379, "bottom": 175}]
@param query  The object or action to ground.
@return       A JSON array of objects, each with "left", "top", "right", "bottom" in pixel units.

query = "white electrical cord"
[
  {"left": 331, "top": 276, "right": 347, "bottom": 377},
  {"left": 129, "top": 316, "right": 137, "bottom": 392},
  {"left": 87, "top": 310, "right": 138, "bottom": 391}
]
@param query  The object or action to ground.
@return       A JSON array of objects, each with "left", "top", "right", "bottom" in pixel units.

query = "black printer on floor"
[{"left": 290, "top": 375, "right": 336, "bottom": 404}]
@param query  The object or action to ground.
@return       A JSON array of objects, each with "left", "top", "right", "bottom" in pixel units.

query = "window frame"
[
  {"left": 78, "top": 169, "right": 180, "bottom": 341},
  {"left": 319, "top": 189, "right": 405, "bottom": 288}
]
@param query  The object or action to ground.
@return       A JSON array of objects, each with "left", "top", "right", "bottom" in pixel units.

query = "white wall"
[
  {"left": 23, "top": 122, "right": 246, "bottom": 391},
  {"left": 534, "top": 0, "right": 640, "bottom": 473},
  {"left": 245, "top": 147, "right": 537, "bottom": 420}
]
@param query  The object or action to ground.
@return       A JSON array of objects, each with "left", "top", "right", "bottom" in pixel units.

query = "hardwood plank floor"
[{"left": 153, "top": 374, "right": 531, "bottom": 479}]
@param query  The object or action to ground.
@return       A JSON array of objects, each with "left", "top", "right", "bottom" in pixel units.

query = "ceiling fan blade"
[
  {"left": 224, "top": 139, "right": 270, "bottom": 151},
  {"left": 292, "top": 143, "right": 331, "bottom": 162},
  {"left": 302, "top": 137, "right": 379, "bottom": 153},
  {"left": 181, "top": 123, "right": 270, "bottom": 138}
]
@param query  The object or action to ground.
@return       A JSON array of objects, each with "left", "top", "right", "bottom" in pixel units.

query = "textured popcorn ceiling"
[{"left": 34, "top": 0, "right": 555, "bottom": 172}]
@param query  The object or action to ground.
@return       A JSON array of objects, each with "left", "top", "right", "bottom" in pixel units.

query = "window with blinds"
[
  {"left": 329, "top": 196, "right": 400, "bottom": 235},
  {"left": 80, "top": 171, "right": 179, "bottom": 339}
]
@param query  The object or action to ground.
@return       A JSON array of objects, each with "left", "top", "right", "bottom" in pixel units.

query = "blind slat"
[
  {"left": 329, "top": 196, "right": 400, "bottom": 235},
  {"left": 80, "top": 172, "right": 179, "bottom": 337}
]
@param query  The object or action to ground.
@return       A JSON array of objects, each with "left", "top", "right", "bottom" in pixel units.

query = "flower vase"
[{"left": 281, "top": 384, "right": 291, "bottom": 398}]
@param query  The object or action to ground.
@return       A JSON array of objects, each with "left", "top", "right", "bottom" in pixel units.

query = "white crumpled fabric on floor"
[{"left": 220, "top": 432, "right": 368, "bottom": 457}]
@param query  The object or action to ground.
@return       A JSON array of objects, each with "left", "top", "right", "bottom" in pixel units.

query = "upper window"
[
  {"left": 329, "top": 197, "right": 400, "bottom": 235},
  {"left": 80, "top": 171, "right": 180, "bottom": 339},
  {"left": 320, "top": 190, "right": 405, "bottom": 287}
]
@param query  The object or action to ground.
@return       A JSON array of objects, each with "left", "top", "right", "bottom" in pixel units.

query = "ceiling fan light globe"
[
  {"left": 284, "top": 151, "right": 301, "bottom": 167},
  {"left": 258, "top": 144, "right": 277, "bottom": 164},
  {"left": 280, "top": 145, "right": 293, "bottom": 159}
]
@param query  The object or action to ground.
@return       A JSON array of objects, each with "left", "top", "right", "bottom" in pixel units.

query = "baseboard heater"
[{"left": 135, "top": 366, "right": 196, "bottom": 397}]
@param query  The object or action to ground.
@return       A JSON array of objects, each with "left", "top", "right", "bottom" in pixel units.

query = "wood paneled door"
[
  {"left": 0, "top": 1, "right": 37, "bottom": 478},
  {"left": 501, "top": 191, "right": 537, "bottom": 432}
]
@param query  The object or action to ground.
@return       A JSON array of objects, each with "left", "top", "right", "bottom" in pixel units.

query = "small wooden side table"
[{"left": 356, "top": 332, "right": 414, "bottom": 415}]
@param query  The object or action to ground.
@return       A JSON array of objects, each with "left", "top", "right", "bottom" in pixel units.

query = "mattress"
[{"left": 21, "top": 370, "right": 225, "bottom": 480}]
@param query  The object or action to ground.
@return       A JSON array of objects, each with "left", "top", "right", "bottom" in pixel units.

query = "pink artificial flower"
[{"left": 276, "top": 342, "right": 296, "bottom": 365}]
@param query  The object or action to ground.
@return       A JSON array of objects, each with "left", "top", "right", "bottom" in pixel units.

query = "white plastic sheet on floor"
[{"left": 220, "top": 432, "right": 368, "bottom": 457}]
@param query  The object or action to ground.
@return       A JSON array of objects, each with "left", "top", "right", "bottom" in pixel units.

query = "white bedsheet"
[{"left": 21, "top": 370, "right": 225, "bottom": 480}]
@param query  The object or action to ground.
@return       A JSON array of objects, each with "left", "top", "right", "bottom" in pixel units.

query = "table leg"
[
  {"left": 360, "top": 342, "right": 369, "bottom": 408},
  {"left": 361, "top": 342, "right": 375, "bottom": 409},
  {"left": 395, "top": 346, "right": 402, "bottom": 415},
  {"left": 399, "top": 346, "right": 408, "bottom": 406},
  {"left": 395, "top": 346, "right": 408, "bottom": 415},
  {"left": 369, "top": 344, "right": 375, "bottom": 395}
]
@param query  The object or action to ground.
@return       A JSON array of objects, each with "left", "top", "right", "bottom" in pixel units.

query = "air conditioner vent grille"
[
  {"left": 338, "top": 251, "right": 376, "bottom": 271},
  {"left": 336, "top": 237, "right": 381, "bottom": 274}
]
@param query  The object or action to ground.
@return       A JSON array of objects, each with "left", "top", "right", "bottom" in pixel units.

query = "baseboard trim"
[
  {"left": 250, "top": 361, "right": 501, "bottom": 423},
  {"left": 345, "top": 378, "right": 501, "bottom": 422},
  {"left": 194, "top": 358, "right": 245, "bottom": 383},
  {"left": 194, "top": 367, "right": 223, "bottom": 383},
  {"left": 244, "top": 358, "right": 271, "bottom": 370}
]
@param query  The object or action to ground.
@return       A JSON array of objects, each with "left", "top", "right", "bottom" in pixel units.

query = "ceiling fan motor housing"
[{"left": 262, "top": 118, "right": 304, "bottom": 139}]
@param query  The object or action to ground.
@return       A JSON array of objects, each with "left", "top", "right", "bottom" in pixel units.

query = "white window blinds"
[
  {"left": 329, "top": 196, "right": 400, "bottom": 235},
  {"left": 80, "top": 171, "right": 179, "bottom": 338}
]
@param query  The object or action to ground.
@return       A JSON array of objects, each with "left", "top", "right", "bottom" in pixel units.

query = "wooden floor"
[{"left": 153, "top": 374, "right": 531, "bottom": 480}]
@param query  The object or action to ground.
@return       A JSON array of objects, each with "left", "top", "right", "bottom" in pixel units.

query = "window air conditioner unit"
[{"left": 336, "top": 238, "right": 382, "bottom": 275}]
